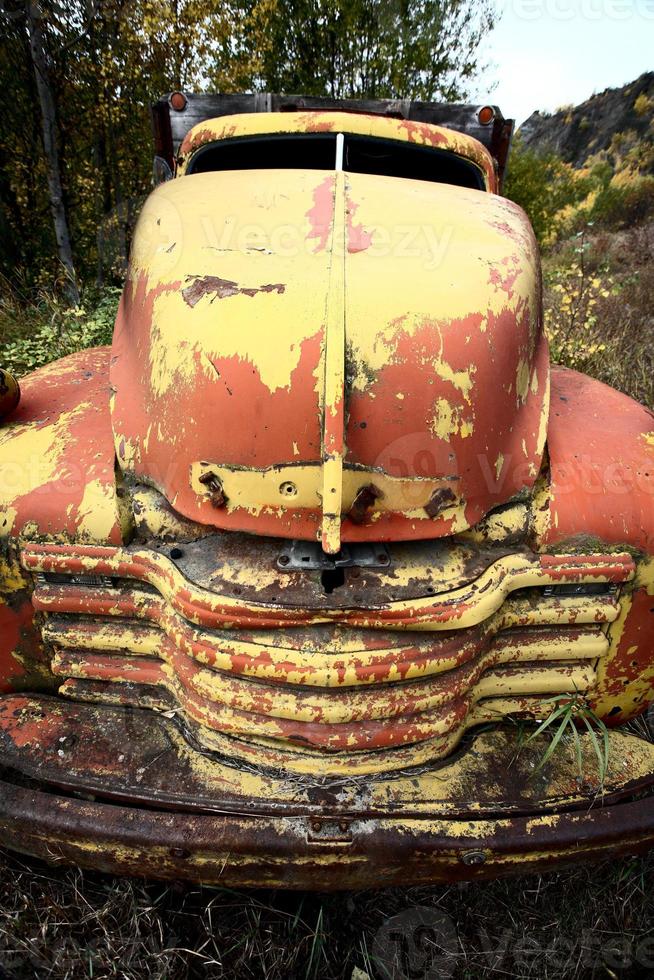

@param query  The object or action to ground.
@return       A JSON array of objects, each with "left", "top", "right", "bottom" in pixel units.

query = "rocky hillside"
[{"left": 519, "top": 72, "right": 654, "bottom": 169}]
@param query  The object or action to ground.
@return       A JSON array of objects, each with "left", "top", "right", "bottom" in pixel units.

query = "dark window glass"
[{"left": 187, "top": 132, "right": 485, "bottom": 190}]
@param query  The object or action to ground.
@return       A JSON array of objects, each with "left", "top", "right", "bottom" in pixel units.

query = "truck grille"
[{"left": 22, "top": 542, "right": 633, "bottom": 775}]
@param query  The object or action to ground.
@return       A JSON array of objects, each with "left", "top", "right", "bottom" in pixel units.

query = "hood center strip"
[{"left": 320, "top": 170, "right": 347, "bottom": 554}]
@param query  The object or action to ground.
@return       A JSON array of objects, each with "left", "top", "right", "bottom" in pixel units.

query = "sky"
[{"left": 475, "top": 0, "right": 654, "bottom": 125}]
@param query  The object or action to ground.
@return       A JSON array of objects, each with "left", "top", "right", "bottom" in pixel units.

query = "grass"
[
  {"left": 526, "top": 694, "right": 610, "bottom": 788},
  {"left": 1, "top": 849, "right": 654, "bottom": 978},
  {"left": 1, "top": 221, "right": 653, "bottom": 978}
]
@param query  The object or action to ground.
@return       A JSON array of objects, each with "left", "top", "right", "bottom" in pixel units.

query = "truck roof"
[{"left": 152, "top": 92, "right": 515, "bottom": 189}]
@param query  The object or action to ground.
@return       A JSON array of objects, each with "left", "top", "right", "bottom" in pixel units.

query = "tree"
[
  {"left": 0, "top": 0, "right": 498, "bottom": 299},
  {"left": 0, "top": 0, "right": 230, "bottom": 291},
  {"left": 26, "top": 1, "right": 80, "bottom": 303},
  {"left": 214, "top": 0, "right": 496, "bottom": 101}
]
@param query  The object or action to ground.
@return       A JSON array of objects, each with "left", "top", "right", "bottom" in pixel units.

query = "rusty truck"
[{"left": 1, "top": 93, "right": 654, "bottom": 887}]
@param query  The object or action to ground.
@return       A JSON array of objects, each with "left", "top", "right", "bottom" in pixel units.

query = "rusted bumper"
[
  {"left": 3, "top": 777, "right": 654, "bottom": 888},
  {"left": 2, "top": 694, "right": 654, "bottom": 888}
]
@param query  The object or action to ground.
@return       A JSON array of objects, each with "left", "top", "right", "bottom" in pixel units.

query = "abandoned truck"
[{"left": 1, "top": 92, "right": 654, "bottom": 889}]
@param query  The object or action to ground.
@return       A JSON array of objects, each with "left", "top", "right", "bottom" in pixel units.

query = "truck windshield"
[{"left": 186, "top": 132, "right": 485, "bottom": 191}]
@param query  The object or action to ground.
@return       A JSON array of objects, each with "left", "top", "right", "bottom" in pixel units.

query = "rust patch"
[
  {"left": 347, "top": 484, "right": 383, "bottom": 525},
  {"left": 198, "top": 471, "right": 227, "bottom": 508},
  {"left": 2, "top": 695, "right": 654, "bottom": 886},
  {"left": 425, "top": 487, "right": 457, "bottom": 519},
  {"left": 182, "top": 275, "right": 285, "bottom": 307}
]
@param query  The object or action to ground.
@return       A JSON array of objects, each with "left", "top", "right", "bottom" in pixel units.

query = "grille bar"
[
  {"left": 40, "top": 589, "right": 617, "bottom": 687},
  {"left": 22, "top": 543, "right": 635, "bottom": 632},
  {"left": 47, "top": 625, "right": 603, "bottom": 725},
  {"left": 54, "top": 658, "right": 595, "bottom": 752}
]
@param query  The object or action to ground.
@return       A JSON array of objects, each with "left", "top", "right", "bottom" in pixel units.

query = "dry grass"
[{"left": 1, "top": 849, "right": 653, "bottom": 979}]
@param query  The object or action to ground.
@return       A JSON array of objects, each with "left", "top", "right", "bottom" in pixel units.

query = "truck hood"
[{"left": 111, "top": 168, "right": 548, "bottom": 551}]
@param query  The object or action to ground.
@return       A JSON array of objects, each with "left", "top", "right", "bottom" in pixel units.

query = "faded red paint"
[
  {"left": 305, "top": 174, "right": 335, "bottom": 252},
  {"left": 397, "top": 118, "right": 449, "bottom": 147},
  {"left": 488, "top": 256, "right": 521, "bottom": 298},
  {"left": 38, "top": 588, "right": 501, "bottom": 686},
  {"left": 323, "top": 391, "right": 345, "bottom": 459},
  {"left": 0, "top": 349, "right": 122, "bottom": 543},
  {"left": 112, "top": 170, "right": 545, "bottom": 544},
  {"left": 26, "top": 534, "right": 625, "bottom": 751},
  {"left": 112, "top": 272, "right": 325, "bottom": 498},
  {"left": 591, "top": 585, "right": 654, "bottom": 725},
  {"left": 61, "top": 648, "right": 472, "bottom": 750},
  {"left": 46, "top": 621, "right": 606, "bottom": 751},
  {"left": 0, "top": 695, "right": 46, "bottom": 747},
  {"left": 178, "top": 123, "right": 237, "bottom": 161},
  {"left": 542, "top": 367, "right": 654, "bottom": 553},
  {"left": 346, "top": 313, "right": 549, "bottom": 535},
  {"left": 178, "top": 113, "right": 496, "bottom": 191},
  {"left": 22, "top": 538, "right": 632, "bottom": 753},
  {"left": 396, "top": 118, "right": 496, "bottom": 190},
  {"left": 538, "top": 553, "right": 634, "bottom": 582},
  {"left": 4, "top": 104, "right": 654, "bottom": 884},
  {"left": 23, "top": 542, "right": 631, "bottom": 632},
  {"left": 0, "top": 602, "right": 31, "bottom": 692},
  {"left": 345, "top": 193, "right": 373, "bottom": 253}
]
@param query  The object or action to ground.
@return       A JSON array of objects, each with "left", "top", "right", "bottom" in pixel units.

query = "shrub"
[
  {"left": 544, "top": 225, "right": 654, "bottom": 408},
  {"left": 503, "top": 137, "right": 590, "bottom": 245},
  {"left": 0, "top": 286, "right": 119, "bottom": 377},
  {"left": 588, "top": 173, "right": 654, "bottom": 229},
  {"left": 634, "top": 93, "right": 654, "bottom": 116}
]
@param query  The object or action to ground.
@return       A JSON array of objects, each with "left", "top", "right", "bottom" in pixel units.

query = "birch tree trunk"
[{"left": 27, "top": 1, "right": 80, "bottom": 304}]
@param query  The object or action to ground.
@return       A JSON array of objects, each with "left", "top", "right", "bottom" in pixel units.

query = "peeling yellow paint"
[
  {"left": 76, "top": 479, "right": 120, "bottom": 543},
  {"left": 430, "top": 397, "right": 473, "bottom": 440}
]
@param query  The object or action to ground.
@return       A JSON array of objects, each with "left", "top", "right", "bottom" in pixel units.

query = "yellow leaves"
[
  {"left": 634, "top": 93, "right": 654, "bottom": 116},
  {"left": 543, "top": 235, "right": 621, "bottom": 370}
]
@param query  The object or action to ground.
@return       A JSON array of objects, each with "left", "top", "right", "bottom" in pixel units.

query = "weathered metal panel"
[
  {"left": 175, "top": 111, "right": 498, "bottom": 189},
  {"left": 0, "top": 349, "right": 124, "bottom": 544},
  {"left": 535, "top": 366, "right": 654, "bottom": 726},
  {"left": 0, "top": 350, "right": 126, "bottom": 692},
  {"left": 2, "top": 105, "right": 654, "bottom": 886},
  {"left": 543, "top": 366, "right": 654, "bottom": 553},
  {"left": 22, "top": 543, "right": 632, "bottom": 630}
]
